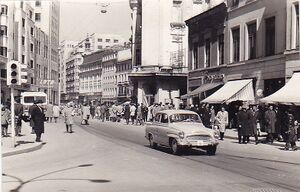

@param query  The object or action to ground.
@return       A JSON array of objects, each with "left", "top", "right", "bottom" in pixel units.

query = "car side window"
[
  {"left": 161, "top": 113, "right": 168, "bottom": 124},
  {"left": 154, "top": 114, "right": 161, "bottom": 123}
]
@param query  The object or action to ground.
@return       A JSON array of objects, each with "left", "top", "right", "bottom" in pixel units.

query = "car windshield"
[{"left": 169, "top": 113, "right": 202, "bottom": 123}]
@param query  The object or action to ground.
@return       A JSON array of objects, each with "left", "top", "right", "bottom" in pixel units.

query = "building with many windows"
[{"left": 184, "top": 0, "right": 298, "bottom": 104}]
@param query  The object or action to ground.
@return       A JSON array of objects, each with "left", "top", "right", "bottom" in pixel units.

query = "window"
[
  {"left": 265, "top": 17, "right": 275, "bottom": 56},
  {"left": 232, "top": 0, "right": 239, "bottom": 7},
  {"left": 0, "top": 47, "right": 7, "bottom": 57},
  {"left": 1, "top": 5, "right": 8, "bottom": 15},
  {"left": 296, "top": 4, "right": 299, "bottom": 47},
  {"left": 161, "top": 114, "right": 169, "bottom": 123},
  {"left": 29, "top": 10, "right": 33, "bottom": 19},
  {"left": 35, "top": 13, "right": 41, "bottom": 21},
  {"left": 248, "top": 22, "right": 257, "bottom": 59},
  {"left": 22, "top": 55, "right": 25, "bottom": 64},
  {"left": 35, "top": 1, "right": 41, "bottom": 6},
  {"left": 30, "top": 27, "right": 34, "bottom": 36},
  {"left": 0, "top": 25, "right": 7, "bottom": 36},
  {"left": 22, "top": 36, "right": 25, "bottom": 45},
  {"left": 30, "top": 43, "right": 34, "bottom": 52},
  {"left": 105, "top": 39, "right": 110, "bottom": 42},
  {"left": 154, "top": 114, "right": 161, "bottom": 123},
  {"left": 218, "top": 34, "right": 224, "bottom": 65},
  {"left": 22, "top": 18, "right": 25, "bottom": 28},
  {"left": 31, "top": 77, "right": 34, "bottom": 84},
  {"left": 232, "top": 28, "right": 240, "bottom": 62},
  {"left": 192, "top": 42, "right": 198, "bottom": 69},
  {"left": 205, "top": 38, "right": 211, "bottom": 67},
  {"left": 114, "top": 39, "right": 119, "bottom": 43},
  {"left": 98, "top": 38, "right": 102, "bottom": 42},
  {"left": 30, "top": 60, "right": 34, "bottom": 68}
]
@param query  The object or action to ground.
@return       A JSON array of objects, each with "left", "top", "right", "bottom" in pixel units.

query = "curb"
[{"left": 2, "top": 142, "right": 44, "bottom": 158}]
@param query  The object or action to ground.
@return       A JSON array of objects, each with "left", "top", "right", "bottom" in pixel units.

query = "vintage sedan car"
[{"left": 145, "top": 110, "right": 219, "bottom": 155}]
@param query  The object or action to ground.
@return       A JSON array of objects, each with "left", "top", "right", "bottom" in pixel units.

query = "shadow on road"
[{"left": 3, "top": 163, "right": 111, "bottom": 192}]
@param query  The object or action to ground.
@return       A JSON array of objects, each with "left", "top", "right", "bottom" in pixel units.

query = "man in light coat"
[
  {"left": 264, "top": 105, "right": 277, "bottom": 143},
  {"left": 215, "top": 106, "right": 228, "bottom": 140}
]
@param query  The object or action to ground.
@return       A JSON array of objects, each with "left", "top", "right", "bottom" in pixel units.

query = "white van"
[{"left": 20, "top": 92, "right": 47, "bottom": 116}]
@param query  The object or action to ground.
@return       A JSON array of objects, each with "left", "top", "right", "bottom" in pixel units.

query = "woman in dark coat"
[
  {"left": 124, "top": 104, "right": 130, "bottom": 125},
  {"left": 30, "top": 101, "right": 45, "bottom": 142}
]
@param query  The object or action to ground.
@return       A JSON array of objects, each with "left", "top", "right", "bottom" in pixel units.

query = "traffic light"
[{"left": 6, "top": 60, "right": 28, "bottom": 86}]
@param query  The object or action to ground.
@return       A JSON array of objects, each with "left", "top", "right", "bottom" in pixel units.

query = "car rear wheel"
[
  {"left": 171, "top": 139, "right": 182, "bottom": 155},
  {"left": 207, "top": 145, "right": 217, "bottom": 156},
  {"left": 149, "top": 135, "right": 157, "bottom": 149}
]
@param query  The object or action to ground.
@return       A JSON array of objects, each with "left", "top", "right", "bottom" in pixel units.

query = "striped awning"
[
  {"left": 260, "top": 72, "right": 300, "bottom": 106},
  {"left": 180, "top": 82, "right": 223, "bottom": 99},
  {"left": 201, "top": 79, "right": 255, "bottom": 104}
]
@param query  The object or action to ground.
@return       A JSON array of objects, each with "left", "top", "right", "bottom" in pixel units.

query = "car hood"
[{"left": 170, "top": 122, "right": 214, "bottom": 135}]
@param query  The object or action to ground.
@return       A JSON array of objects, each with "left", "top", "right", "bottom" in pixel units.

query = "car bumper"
[{"left": 180, "top": 140, "right": 219, "bottom": 147}]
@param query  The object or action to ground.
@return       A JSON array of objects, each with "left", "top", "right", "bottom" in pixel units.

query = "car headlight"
[{"left": 178, "top": 132, "right": 185, "bottom": 139}]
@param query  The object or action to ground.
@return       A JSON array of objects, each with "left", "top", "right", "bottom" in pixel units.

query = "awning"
[
  {"left": 201, "top": 79, "right": 255, "bottom": 104},
  {"left": 260, "top": 72, "right": 300, "bottom": 105},
  {"left": 180, "top": 82, "right": 223, "bottom": 99}
]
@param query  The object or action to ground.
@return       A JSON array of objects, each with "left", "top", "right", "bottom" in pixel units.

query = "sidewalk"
[{"left": 2, "top": 122, "right": 44, "bottom": 157}]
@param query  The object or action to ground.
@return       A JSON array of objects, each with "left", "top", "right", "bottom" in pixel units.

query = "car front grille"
[{"left": 187, "top": 135, "right": 212, "bottom": 141}]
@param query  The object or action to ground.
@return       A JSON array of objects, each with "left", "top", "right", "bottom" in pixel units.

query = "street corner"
[{"left": 2, "top": 140, "right": 44, "bottom": 157}]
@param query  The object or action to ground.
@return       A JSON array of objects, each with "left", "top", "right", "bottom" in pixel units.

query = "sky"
[{"left": 59, "top": 0, "right": 132, "bottom": 42}]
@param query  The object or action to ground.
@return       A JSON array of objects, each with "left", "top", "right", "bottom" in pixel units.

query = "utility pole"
[{"left": 10, "top": 87, "right": 15, "bottom": 148}]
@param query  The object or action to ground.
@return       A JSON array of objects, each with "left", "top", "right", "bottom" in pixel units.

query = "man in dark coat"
[
  {"left": 30, "top": 100, "right": 45, "bottom": 142},
  {"left": 264, "top": 105, "right": 277, "bottom": 143},
  {"left": 14, "top": 99, "right": 24, "bottom": 136},
  {"left": 124, "top": 104, "right": 130, "bottom": 125},
  {"left": 141, "top": 103, "right": 148, "bottom": 122},
  {"left": 237, "top": 105, "right": 250, "bottom": 144},
  {"left": 248, "top": 105, "right": 259, "bottom": 144}
]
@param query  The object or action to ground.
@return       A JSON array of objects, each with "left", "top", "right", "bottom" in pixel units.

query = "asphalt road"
[{"left": 3, "top": 118, "right": 300, "bottom": 192}]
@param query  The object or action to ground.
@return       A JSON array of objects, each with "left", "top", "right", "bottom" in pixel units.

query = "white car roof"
[
  {"left": 21, "top": 92, "right": 47, "bottom": 97},
  {"left": 156, "top": 110, "right": 198, "bottom": 116}
]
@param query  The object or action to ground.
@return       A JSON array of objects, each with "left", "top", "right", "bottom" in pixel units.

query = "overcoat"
[
  {"left": 63, "top": 107, "right": 74, "bottom": 125},
  {"left": 53, "top": 105, "right": 60, "bottom": 118},
  {"left": 82, "top": 106, "right": 91, "bottom": 120},
  {"left": 45, "top": 104, "right": 53, "bottom": 118},
  {"left": 124, "top": 105, "right": 130, "bottom": 119},
  {"left": 237, "top": 109, "right": 250, "bottom": 136},
  {"left": 31, "top": 105, "right": 45, "bottom": 134},
  {"left": 264, "top": 109, "right": 277, "bottom": 134},
  {"left": 215, "top": 111, "right": 228, "bottom": 132},
  {"left": 247, "top": 109, "right": 257, "bottom": 135}
]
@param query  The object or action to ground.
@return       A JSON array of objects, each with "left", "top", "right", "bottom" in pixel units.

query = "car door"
[
  {"left": 150, "top": 113, "right": 161, "bottom": 144},
  {"left": 157, "top": 113, "right": 171, "bottom": 146}
]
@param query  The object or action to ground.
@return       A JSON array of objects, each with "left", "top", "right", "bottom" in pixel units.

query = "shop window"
[
  {"left": 192, "top": 42, "right": 199, "bottom": 69},
  {"left": 264, "top": 78, "right": 285, "bottom": 96},
  {"left": 265, "top": 17, "right": 275, "bottom": 56},
  {"left": 232, "top": 27, "right": 240, "bottom": 62},
  {"left": 205, "top": 38, "right": 211, "bottom": 68},
  {"left": 218, "top": 34, "right": 224, "bottom": 65},
  {"left": 248, "top": 22, "right": 257, "bottom": 60}
]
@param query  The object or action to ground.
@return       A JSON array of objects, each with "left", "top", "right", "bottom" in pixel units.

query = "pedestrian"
[
  {"left": 53, "top": 104, "right": 60, "bottom": 123},
  {"left": 14, "top": 99, "right": 24, "bottom": 136},
  {"left": 210, "top": 105, "right": 216, "bottom": 128},
  {"left": 285, "top": 113, "right": 298, "bottom": 151},
  {"left": 141, "top": 103, "right": 148, "bottom": 122},
  {"left": 30, "top": 100, "right": 45, "bottom": 142},
  {"left": 100, "top": 103, "right": 107, "bottom": 122},
  {"left": 130, "top": 103, "right": 136, "bottom": 124},
  {"left": 90, "top": 104, "right": 95, "bottom": 119},
  {"left": 136, "top": 103, "right": 144, "bottom": 125},
  {"left": 29, "top": 103, "right": 35, "bottom": 134},
  {"left": 81, "top": 103, "right": 91, "bottom": 125},
  {"left": 237, "top": 103, "right": 250, "bottom": 144},
  {"left": 264, "top": 105, "right": 277, "bottom": 143},
  {"left": 124, "top": 104, "right": 130, "bottom": 125},
  {"left": 45, "top": 102, "right": 54, "bottom": 123},
  {"left": 202, "top": 104, "right": 210, "bottom": 128},
  {"left": 116, "top": 104, "right": 123, "bottom": 122},
  {"left": 215, "top": 106, "right": 228, "bottom": 140},
  {"left": 63, "top": 103, "right": 75, "bottom": 133},
  {"left": 1, "top": 106, "right": 10, "bottom": 137},
  {"left": 248, "top": 105, "right": 259, "bottom": 144}
]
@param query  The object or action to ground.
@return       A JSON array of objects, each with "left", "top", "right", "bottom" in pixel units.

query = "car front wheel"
[
  {"left": 171, "top": 139, "right": 182, "bottom": 155},
  {"left": 207, "top": 145, "right": 217, "bottom": 156},
  {"left": 149, "top": 135, "right": 157, "bottom": 149}
]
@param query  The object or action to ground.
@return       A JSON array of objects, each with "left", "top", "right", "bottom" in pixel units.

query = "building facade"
[
  {"left": 129, "top": 0, "right": 195, "bottom": 108},
  {"left": 185, "top": 0, "right": 297, "bottom": 104}
]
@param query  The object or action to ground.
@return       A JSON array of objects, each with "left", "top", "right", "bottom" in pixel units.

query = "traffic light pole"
[{"left": 10, "top": 87, "right": 15, "bottom": 148}]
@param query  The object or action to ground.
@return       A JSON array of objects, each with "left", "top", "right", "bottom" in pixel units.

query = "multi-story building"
[
  {"left": 31, "top": 0, "right": 60, "bottom": 104},
  {"left": 91, "top": 33, "right": 125, "bottom": 51},
  {"left": 184, "top": 0, "right": 297, "bottom": 104},
  {"left": 129, "top": 0, "right": 205, "bottom": 108},
  {"left": 101, "top": 49, "right": 118, "bottom": 103},
  {"left": 59, "top": 40, "right": 78, "bottom": 103},
  {"left": 79, "top": 50, "right": 103, "bottom": 104},
  {"left": 116, "top": 48, "right": 132, "bottom": 102}
]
